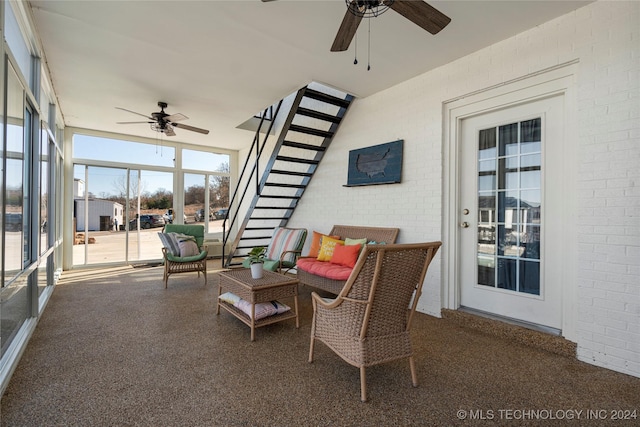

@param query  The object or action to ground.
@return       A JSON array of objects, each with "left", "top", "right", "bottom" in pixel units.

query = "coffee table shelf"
[{"left": 217, "top": 269, "right": 299, "bottom": 341}]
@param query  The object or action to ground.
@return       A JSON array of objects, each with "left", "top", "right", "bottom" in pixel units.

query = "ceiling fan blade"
[
  {"left": 115, "top": 107, "right": 154, "bottom": 120},
  {"left": 389, "top": 0, "right": 451, "bottom": 35},
  {"left": 117, "top": 121, "right": 153, "bottom": 124},
  {"left": 331, "top": 9, "right": 363, "bottom": 52},
  {"left": 165, "top": 113, "right": 188, "bottom": 122},
  {"left": 173, "top": 122, "right": 210, "bottom": 135},
  {"left": 164, "top": 126, "right": 176, "bottom": 137}
]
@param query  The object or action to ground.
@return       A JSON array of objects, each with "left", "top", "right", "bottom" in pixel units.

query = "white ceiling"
[{"left": 29, "top": 0, "right": 591, "bottom": 151}]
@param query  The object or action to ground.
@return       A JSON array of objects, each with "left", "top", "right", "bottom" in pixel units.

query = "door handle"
[{"left": 460, "top": 222, "right": 470, "bottom": 228}]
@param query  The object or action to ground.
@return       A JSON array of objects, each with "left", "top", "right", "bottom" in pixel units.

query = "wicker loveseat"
[{"left": 296, "top": 225, "right": 399, "bottom": 294}]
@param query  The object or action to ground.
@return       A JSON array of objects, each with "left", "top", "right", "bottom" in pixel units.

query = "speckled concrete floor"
[{"left": 1, "top": 264, "right": 638, "bottom": 426}]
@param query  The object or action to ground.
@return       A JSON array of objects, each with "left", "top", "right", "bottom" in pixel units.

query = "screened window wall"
[
  {"left": 1, "top": 0, "right": 65, "bottom": 394},
  {"left": 71, "top": 134, "right": 233, "bottom": 267}
]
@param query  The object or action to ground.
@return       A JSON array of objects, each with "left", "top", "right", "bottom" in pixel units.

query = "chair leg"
[
  {"left": 308, "top": 308, "right": 317, "bottom": 363},
  {"left": 360, "top": 366, "right": 367, "bottom": 402},
  {"left": 308, "top": 336, "right": 315, "bottom": 363},
  {"left": 409, "top": 356, "right": 418, "bottom": 387},
  {"left": 164, "top": 264, "right": 169, "bottom": 289}
]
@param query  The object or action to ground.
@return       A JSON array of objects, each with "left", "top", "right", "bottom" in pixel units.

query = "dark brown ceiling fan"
[
  {"left": 116, "top": 102, "right": 209, "bottom": 136},
  {"left": 331, "top": 0, "right": 451, "bottom": 52},
  {"left": 262, "top": 0, "right": 451, "bottom": 52}
]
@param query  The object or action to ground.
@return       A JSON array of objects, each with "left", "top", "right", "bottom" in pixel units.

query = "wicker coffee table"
[{"left": 217, "top": 269, "right": 299, "bottom": 341}]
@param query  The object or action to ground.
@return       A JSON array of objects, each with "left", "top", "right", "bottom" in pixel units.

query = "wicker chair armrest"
[
  {"left": 311, "top": 291, "right": 342, "bottom": 309},
  {"left": 279, "top": 249, "right": 302, "bottom": 263}
]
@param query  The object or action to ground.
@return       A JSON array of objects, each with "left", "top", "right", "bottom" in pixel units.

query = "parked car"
[
  {"left": 129, "top": 214, "right": 165, "bottom": 230},
  {"left": 213, "top": 208, "right": 228, "bottom": 220},
  {"left": 194, "top": 208, "right": 213, "bottom": 222},
  {"left": 5, "top": 213, "right": 23, "bottom": 232},
  {"left": 163, "top": 209, "right": 188, "bottom": 224}
]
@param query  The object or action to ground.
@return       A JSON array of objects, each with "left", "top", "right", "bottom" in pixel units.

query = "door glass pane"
[
  {"left": 208, "top": 164, "right": 230, "bottom": 236},
  {"left": 40, "top": 129, "right": 50, "bottom": 256},
  {"left": 520, "top": 260, "right": 540, "bottom": 294},
  {"left": 521, "top": 118, "right": 541, "bottom": 153},
  {"left": 184, "top": 173, "right": 206, "bottom": 225},
  {"left": 497, "top": 258, "right": 517, "bottom": 290},
  {"left": 522, "top": 225, "right": 541, "bottom": 260},
  {"left": 498, "top": 157, "right": 519, "bottom": 190},
  {"left": 0, "top": 275, "right": 28, "bottom": 357},
  {"left": 478, "top": 128, "right": 496, "bottom": 159},
  {"left": 128, "top": 170, "right": 173, "bottom": 262},
  {"left": 72, "top": 166, "right": 127, "bottom": 266},
  {"left": 477, "top": 118, "right": 542, "bottom": 295},
  {"left": 498, "top": 123, "right": 518, "bottom": 156},
  {"left": 5, "top": 65, "right": 25, "bottom": 283},
  {"left": 1, "top": 64, "right": 29, "bottom": 359},
  {"left": 477, "top": 255, "right": 495, "bottom": 287}
]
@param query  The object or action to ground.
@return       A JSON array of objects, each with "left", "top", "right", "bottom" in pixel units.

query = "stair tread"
[
  {"left": 303, "top": 88, "right": 350, "bottom": 108},
  {"left": 296, "top": 107, "right": 341, "bottom": 123},
  {"left": 275, "top": 156, "right": 319, "bottom": 165},
  {"left": 282, "top": 140, "right": 326, "bottom": 151},
  {"left": 270, "top": 169, "right": 313, "bottom": 177},
  {"left": 264, "top": 183, "right": 307, "bottom": 188},
  {"left": 289, "top": 124, "right": 334, "bottom": 138}
]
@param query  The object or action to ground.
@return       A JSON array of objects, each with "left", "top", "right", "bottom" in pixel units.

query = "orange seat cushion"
[{"left": 297, "top": 258, "right": 353, "bottom": 281}]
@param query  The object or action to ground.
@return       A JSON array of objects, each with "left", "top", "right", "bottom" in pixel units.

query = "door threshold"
[{"left": 459, "top": 306, "right": 561, "bottom": 336}]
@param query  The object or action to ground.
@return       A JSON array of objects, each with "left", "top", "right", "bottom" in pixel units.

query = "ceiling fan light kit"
[
  {"left": 345, "top": 0, "right": 394, "bottom": 18},
  {"left": 116, "top": 101, "right": 210, "bottom": 137}
]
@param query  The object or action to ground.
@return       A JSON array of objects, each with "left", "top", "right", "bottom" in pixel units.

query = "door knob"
[{"left": 460, "top": 222, "right": 470, "bottom": 228}]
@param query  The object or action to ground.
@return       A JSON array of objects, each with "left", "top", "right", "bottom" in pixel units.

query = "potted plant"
[{"left": 247, "top": 246, "right": 266, "bottom": 279}]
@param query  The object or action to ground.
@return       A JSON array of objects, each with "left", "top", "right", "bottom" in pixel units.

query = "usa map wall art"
[{"left": 345, "top": 140, "right": 403, "bottom": 187}]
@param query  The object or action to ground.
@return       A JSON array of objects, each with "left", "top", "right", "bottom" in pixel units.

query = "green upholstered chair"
[
  {"left": 161, "top": 224, "right": 208, "bottom": 288},
  {"left": 242, "top": 227, "right": 307, "bottom": 273}
]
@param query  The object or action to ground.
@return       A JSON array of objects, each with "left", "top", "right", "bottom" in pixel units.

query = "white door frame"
[{"left": 442, "top": 61, "right": 579, "bottom": 341}]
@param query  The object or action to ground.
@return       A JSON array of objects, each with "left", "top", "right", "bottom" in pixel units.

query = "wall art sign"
[{"left": 345, "top": 140, "right": 403, "bottom": 187}]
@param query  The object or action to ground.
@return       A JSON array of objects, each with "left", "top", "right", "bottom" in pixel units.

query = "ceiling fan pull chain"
[
  {"left": 367, "top": 18, "right": 371, "bottom": 71},
  {"left": 354, "top": 33, "right": 358, "bottom": 65}
]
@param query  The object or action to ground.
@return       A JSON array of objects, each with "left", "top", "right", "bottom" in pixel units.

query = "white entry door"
[{"left": 459, "top": 95, "right": 565, "bottom": 330}]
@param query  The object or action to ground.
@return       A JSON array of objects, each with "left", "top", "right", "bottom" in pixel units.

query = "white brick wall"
[{"left": 284, "top": 1, "right": 639, "bottom": 377}]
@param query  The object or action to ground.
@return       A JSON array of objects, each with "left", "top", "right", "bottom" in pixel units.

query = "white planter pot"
[{"left": 250, "top": 263, "right": 263, "bottom": 279}]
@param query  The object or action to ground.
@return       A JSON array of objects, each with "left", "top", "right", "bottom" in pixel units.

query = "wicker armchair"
[
  {"left": 308, "top": 241, "right": 442, "bottom": 402},
  {"left": 241, "top": 227, "right": 308, "bottom": 274},
  {"left": 161, "top": 224, "right": 208, "bottom": 288}
]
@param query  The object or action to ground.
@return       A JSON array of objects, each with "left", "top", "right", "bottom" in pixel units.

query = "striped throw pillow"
[{"left": 158, "top": 232, "right": 180, "bottom": 256}]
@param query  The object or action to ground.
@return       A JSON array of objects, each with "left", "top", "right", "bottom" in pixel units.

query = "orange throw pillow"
[{"left": 330, "top": 244, "right": 361, "bottom": 268}]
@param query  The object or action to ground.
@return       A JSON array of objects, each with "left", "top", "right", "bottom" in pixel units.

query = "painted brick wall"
[{"left": 283, "top": 1, "right": 639, "bottom": 377}]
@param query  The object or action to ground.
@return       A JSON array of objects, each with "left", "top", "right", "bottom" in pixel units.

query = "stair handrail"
[{"left": 222, "top": 99, "right": 284, "bottom": 266}]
